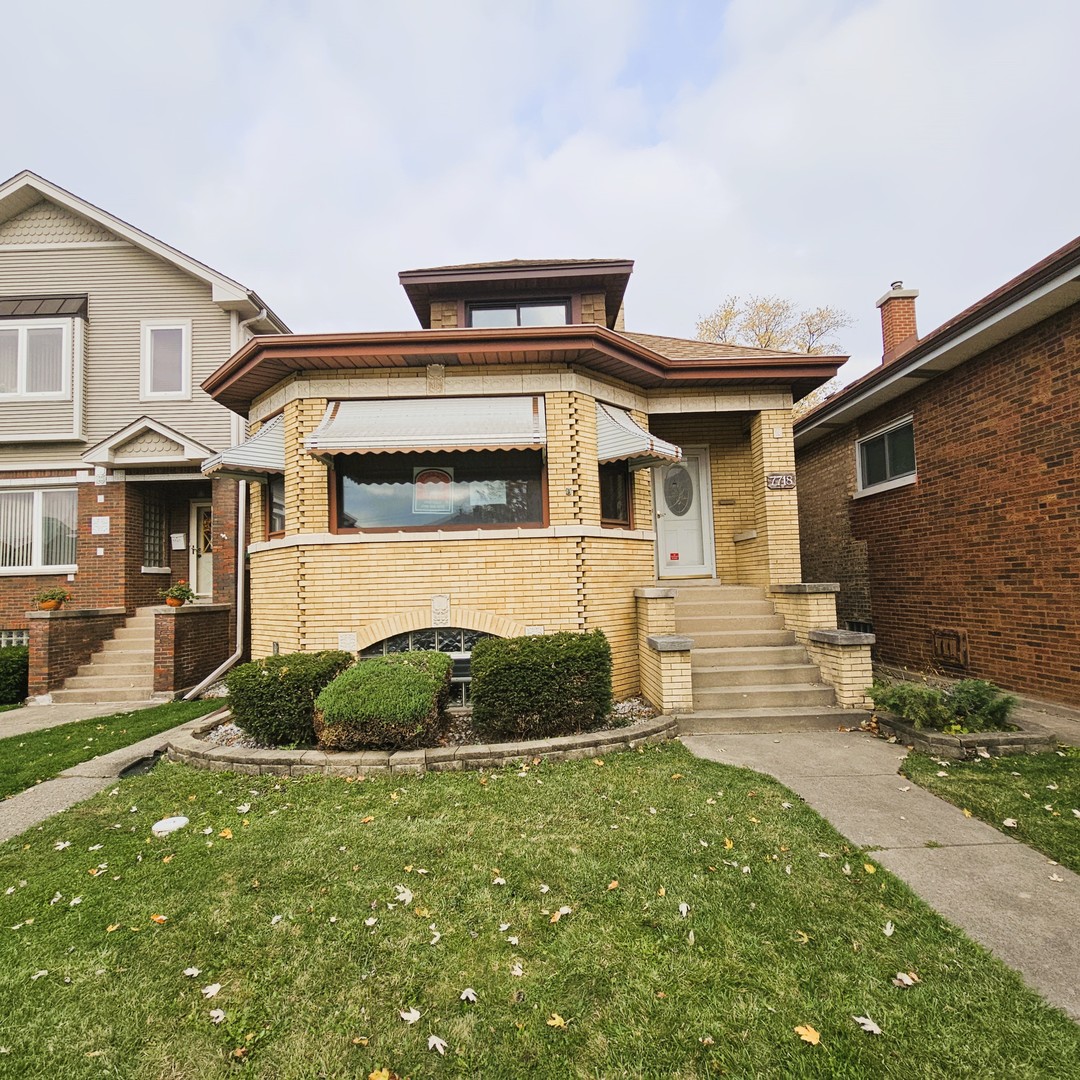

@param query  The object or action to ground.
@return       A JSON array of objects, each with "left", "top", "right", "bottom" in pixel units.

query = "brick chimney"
[{"left": 876, "top": 281, "right": 919, "bottom": 365}]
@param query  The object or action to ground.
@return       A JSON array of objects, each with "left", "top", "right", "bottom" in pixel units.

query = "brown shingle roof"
[{"left": 620, "top": 331, "right": 821, "bottom": 363}]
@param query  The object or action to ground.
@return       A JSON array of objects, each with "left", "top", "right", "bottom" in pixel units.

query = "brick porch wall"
[
  {"left": 26, "top": 608, "right": 126, "bottom": 696},
  {"left": 154, "top": 604, "right": 232, "bottom": 694}
]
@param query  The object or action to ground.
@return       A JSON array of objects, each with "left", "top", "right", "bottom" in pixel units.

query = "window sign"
[{"left": 413, "top": 467, "right": 454, "bottom": 514}]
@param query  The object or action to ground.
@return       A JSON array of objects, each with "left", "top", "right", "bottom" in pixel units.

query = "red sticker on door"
[{"left": 669, "top": 553, "right": 679, "bottom": 561}]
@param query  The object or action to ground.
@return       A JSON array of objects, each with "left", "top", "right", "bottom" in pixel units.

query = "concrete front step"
[
  {"left": 111, "top": 626, "right": 155, "bottom": 642},
  {"left": 663, "top": 582, "right": 765, "bottom": 598},
  {"left": 692, "top": 684, "right": 835, "bottom": 711},
  {"left": 50, "top": 687, "right": 157, "bottom": 704},
  {"left": 674, "top": 600, "right": 777, "bottom": 618},
  {"left": 676, "top": 613, "right": 787, "bottom": 632},
  {"left": 77, "top": 660, "right": 154, "bottom": 677},
  {"left": 61, "top": 674, "right": 154, "bottom": 690},
  {"left": 677, "top": 708, "right": 872, "bottom": 735},
  {"left": 690, "top": 663, "right": 825, "bottom": 688},
  {"left": 682, "top": 629, "right": 797, "bottom": 649},
  {"left": 690, "top": 644, "right": 809, "bottom": 668}
]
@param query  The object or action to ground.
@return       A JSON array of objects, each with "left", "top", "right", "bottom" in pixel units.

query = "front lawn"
[
  {"left": 1, "top": 744, "right": 1077, "bottom": 1078},
  {"left": 902, "top": 746, "right": 1080, "bottom": 874},
  {"left": 0, "top": 700, "right": 222, "bottom": 801}
]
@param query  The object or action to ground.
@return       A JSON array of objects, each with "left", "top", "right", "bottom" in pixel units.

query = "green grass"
[
  {"left": 0, "top": 700, "right": 221, "bottom": 801},
  {"left": 1, "top": 744, "right": 1078, "bottom": 1078},
  {"left": 903, "top": 746, "right": 1080, "bottom": 874}
]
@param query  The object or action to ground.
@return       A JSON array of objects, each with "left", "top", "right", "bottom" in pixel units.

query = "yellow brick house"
[{"left": 202, "top": 260, "right": 871, "bottom": 723}]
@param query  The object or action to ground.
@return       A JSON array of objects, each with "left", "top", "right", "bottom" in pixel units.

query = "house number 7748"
[{"left": 766, "top": 473, "right": 796, "bottom": 490}]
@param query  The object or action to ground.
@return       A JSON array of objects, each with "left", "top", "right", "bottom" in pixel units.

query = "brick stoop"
[
  {"left": 670, "top": 582, "right": 871, "bottom": 734},
  {"left": 49, "top": 607, "right": 160, "bottom": 704}
]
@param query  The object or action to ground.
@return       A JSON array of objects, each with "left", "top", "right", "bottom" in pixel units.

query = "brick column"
[
  {"left": 635, "top": 588, "right": 693, "bottom": 713},
  {"left": 749, "top": 408, "right": 801, "bottom": 586},
  {"left": 26, "top": 608, "right": 126, "bottom": 697}
]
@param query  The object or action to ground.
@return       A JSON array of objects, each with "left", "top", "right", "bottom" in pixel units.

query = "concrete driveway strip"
[{"left": 683, "top": 731, "right": 1080, "bottom": 1022}]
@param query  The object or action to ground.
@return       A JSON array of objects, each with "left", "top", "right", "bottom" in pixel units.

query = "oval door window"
[{"left": 663, "top": 465, "right": 693, "bottom": 516}]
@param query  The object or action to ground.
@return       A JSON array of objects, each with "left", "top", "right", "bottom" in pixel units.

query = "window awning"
[
  {"left": 305, "top": 396, "right": 547, "bottom": 454},
  {"left": 596, "top": 402, "right": 681, "bottom": 470},
  {"left": 201, "top": 413, "right": 285, "bottom": 478}
]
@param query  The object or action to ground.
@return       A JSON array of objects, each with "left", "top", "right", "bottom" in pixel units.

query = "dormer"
[{"left": 398, "top": 258, "right": 633, "bottom": 331}]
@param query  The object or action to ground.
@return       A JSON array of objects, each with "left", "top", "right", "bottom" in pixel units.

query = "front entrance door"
[
  {"left": 654, "top": 447, "right": 714, "bottom": 578},
  {"left": 189, "top": 501, "right": 213, "bottom": 598}
]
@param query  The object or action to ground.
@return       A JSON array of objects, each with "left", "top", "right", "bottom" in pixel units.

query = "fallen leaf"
[
  {"left": 794, "top": 930, "right": 810, "bottom": 944},
  {"left": 209, "top": 1009, "right": 225, "bottom": 1024},
  {"left": 365, "top": 916, "right": 377, "bottom": 927},
  {"left": 201, "top": 983, "right": 222, "bottom": 999},
  {"left": 679, "top": 902, "right": 690, "bottom": 918},
  {"left": 510, "top": 963, "right": 524, "bottom": 977},
  {"left": 892, "top": 971, "right": 920, "bottom": 988},
  {"left": 399, "top": 1007, "right": 421, "bottom": 1025},
  {"left": 794, "top": 1024, "right": 820, "bottom": 1045},
  {"left": 218, "top": 828, "right": 233, "bottom": 840},
  {"left": 547, "top": 1013, "right": 568, "bottom": 1029},
  {"left": 106, "top": 924, "right": 120, "bottom": 933},
  {"left": 183, "top": 967, "right": 201, "bottom": 977},
  {"left": 162, "top": 855, "right": 174, "bottom": 864},
  {"left": 360, "top": 816, "right": 374, "bottom": 824},
  {"left": 1049, "top": 873, "right": 1064, "bottom": 882},
  {"left": 460, "top": 987, "right": 477, "bottom": 1003},
  {"left": 539, "top": 884, "right": 550, "bottom": 893},
  {"left": 351, "top": 1035, "right": 369, "bottom": 1045},
  {"left": 963, "top": 808, "right": 973, "bottom": 818},
  {"left": 393, "top": 885, "right": 413, "bottom": 905},
  {"left": 863, "top": 863, "right": 876, "bottom": 875},
  {"left": 700, "top": 1035, "right": 715, "bottom": 1045},
  {"left": 31, "top": 970, "right": 48, "bottom": 981},
  {"left": 658, "top": 887, "right": 666, "bottom": 896},
  {"left": 150, "top": 914, "right": 168, "bottom": 924},
  {"left": 428, "top": 1034, "right": 448, "bottom": 1055},
  {"left": 607, "top": 880, "right": 619, "bottom": 891},
  {"left": 593, "top": 759, "right": 604, "bottom": 767},
  {"left": 883, "top": 921, "right": 895, "bottom": 937},
  {"left": 853, "top": 1014, "right": 883, "bottom": 1035},
  {"left": 492, "top": 877, "right": 506, "bottom": 886},
  {"left": 842, "top": 863, "right": 852, "bottom": 876}
]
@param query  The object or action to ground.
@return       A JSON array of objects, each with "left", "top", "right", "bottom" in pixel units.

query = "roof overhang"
[
  {"left": 82, "top": 417, "right": 215, "bottom": 468},
  {"left": 202, "top": 413, "right": 285, "bottom": 479},
  {"left": 203, "top": 325, "right": 842, "bottom": 417},
  {"left": 398, "top": 259, "right": 634, "bottom": 329},
  {"left": 0, "top": 170, "right": 290, "bottom": 332},
  {"left": 305, "top": 396, "right": 546, "bottom": 455},
  {"left": 795, "top": 236, "right": 1080, "bottom": 449}
]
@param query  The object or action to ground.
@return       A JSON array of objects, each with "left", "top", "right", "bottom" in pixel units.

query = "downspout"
[{"left": 182, "top": 308, "right": 265, "bottom": 699}]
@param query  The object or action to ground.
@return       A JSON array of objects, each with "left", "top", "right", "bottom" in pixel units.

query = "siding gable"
[{"left": 0, "top": 199, "right": 118, "bottom": 246}]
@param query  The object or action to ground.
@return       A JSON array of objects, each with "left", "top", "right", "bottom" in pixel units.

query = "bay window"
[{"left": 0, "top": 488, "right": 78, "bottom": 572}]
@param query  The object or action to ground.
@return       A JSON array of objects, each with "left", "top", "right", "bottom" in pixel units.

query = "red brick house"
[{"left": 794, "top": 237, "right": 1080, "bottom": 706}]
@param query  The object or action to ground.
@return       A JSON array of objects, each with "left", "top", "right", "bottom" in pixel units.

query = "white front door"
[
  {"left": 654, "top": 447, "right": 715, "bottom": 578},
  {"left": 189, "top": 501, "right": 213, "bottom": 598}
]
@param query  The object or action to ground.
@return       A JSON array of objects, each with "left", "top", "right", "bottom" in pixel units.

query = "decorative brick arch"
[{"left": 355, "top": 607, "right": 528, "bottom": 652}]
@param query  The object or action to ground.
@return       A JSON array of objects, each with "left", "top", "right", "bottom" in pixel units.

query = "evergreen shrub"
[
  {"left": 470, "top": 629, "right": 612, "bottom": 742},
  {"left": 0, "top": 645, "right": 29, "bottom": 705},
  {"left": 225, "top": 650, "right": 354, "bottom": 745},
  {"left": 868, "top": 678, "right": 1017, "bottom": 733},
  {"left": 313, "top": 651, "right": 452, "bottom": 751}
]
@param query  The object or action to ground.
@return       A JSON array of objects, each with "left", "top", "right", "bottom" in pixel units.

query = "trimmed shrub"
[
  {"left": 470, "top": 630, "right": 613, "bottom": 742},
  {"left": 0, "top": 645, "right": 29, "bottom": 706},
  {"left": 225, "top": 650, "right": 354, "bottom": 746},
  {"left": 868, "top": 678, "right": 1017, "bottom": 733},
  {"left": 314, "top": 651, "right": 452, "bottom": 751}
]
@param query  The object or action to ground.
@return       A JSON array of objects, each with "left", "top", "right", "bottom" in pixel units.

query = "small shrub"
[
  {"left": 0, "top": 645, "right": 29, "bottom": 705},
  {"left": 868, "top": 678, "right": 1016, "bottom": 733},
  {"left": 470, "top": 630, "right": 613, "bottom": 742},
  {"left": 314, "top": 652, "right": 452, "bottom": 751},
  {"left": 225, "top": 650, "right": 354, "bottom": 745}
]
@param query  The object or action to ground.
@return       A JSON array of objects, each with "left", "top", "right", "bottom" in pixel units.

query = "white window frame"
[
  {"left": 0, "top": 319, "right": 72, "bottom": 400},
  {"left": 854, "top": 415, "right": 917, "bottom": 498},
  {"left": 140, "top": 319, "right": 192, "bottom": 401},
  {"left": 0, "top": 487, "right": 78, "bottom": 575}
]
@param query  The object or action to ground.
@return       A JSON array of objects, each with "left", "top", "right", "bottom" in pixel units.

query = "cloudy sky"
[{"left": 4, "top": 0, "right": 1079, "bottom": 382}]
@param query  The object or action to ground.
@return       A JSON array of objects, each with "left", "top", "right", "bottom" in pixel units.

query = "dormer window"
[{"left": 467, "top": 300, "right": 569, "bottom": 328}]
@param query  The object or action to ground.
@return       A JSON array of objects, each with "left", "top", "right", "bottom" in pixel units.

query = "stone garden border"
[
  {"left": 167, "top": 711, "right": 678, "bottom": 776},
  {"left": 875, "top": 710, "right": 1057, "bottom": 759}
]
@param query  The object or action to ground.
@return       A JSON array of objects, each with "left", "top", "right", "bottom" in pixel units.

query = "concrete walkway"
[
  {"left": 1, "top": 700, "right": 161, "bottom": 738},
  {"left": 0, "top": 708, "right": 224, "bottom": 845},
  {"left": 683, "top": 730, "right": 1080, "bottom": 1022}
]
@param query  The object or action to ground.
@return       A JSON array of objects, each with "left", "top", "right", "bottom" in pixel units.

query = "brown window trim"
[
  {"left": 464, "top": 298, "right": 572, "bottom": 328},
  {"left": 327, "top": 459, "right": 550, "bottom": 533},
  {"left": 266, "top": 474, "right": 286, "bottom": 540},
  {"left": 599, "top": 461, "right": 633, "bottom": 528}
]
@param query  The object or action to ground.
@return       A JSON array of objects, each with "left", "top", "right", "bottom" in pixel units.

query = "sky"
[{"left": 4, "top": 0, "right": 1080, "bottom": 383}]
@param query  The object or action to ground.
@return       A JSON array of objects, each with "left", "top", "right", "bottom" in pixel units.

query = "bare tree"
[{"left": 695, "top": 295, "right": 852, "bottom": 356}]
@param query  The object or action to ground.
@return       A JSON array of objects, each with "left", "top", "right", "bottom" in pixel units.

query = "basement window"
[{"left": 855, "top": 417, "right": 916, "bottom": 496}]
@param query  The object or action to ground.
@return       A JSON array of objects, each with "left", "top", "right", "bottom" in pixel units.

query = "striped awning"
[
  {"left": 596, "top": 402, "right": 681, "bottom": 470},
  {"left": 202, "top": 413, "right": 285, "bottom": 478},
  {"left": 305, "top": 396, "right": 547, "bottom": 454}
]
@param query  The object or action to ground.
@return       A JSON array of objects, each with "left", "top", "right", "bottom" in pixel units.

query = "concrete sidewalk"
[
  {"left": 1, "top": 700, "right": 161, "bottom": 738},
  {"left": 683, "top": 730, "right": 1080, "bottom": 1022},
  {"left": 0, "top": 708, "right": 225, "bottom": 845}
]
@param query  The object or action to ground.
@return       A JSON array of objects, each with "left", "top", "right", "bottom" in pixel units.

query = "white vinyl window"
[
  {"left": 0, "top": 488, "right": 78, "bottom": 573},
  {"left": 855, "top": 416, "right": 917, "bottom": 496},
  {"left": 140, "top": 320, "right": 191, "bottom": 400},
  {"left": 0, "top": 320, "right": 70, "bottom": 399}
]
